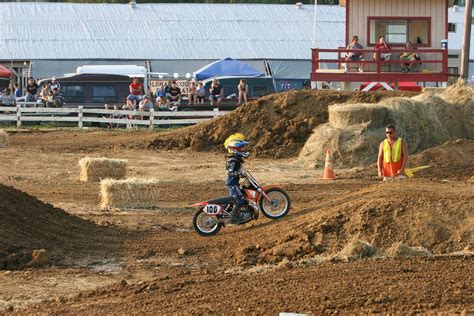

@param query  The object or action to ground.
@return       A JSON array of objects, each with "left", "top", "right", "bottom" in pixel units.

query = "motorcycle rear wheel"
[
  {"left": 259, "top": 188, "right": 291, "bottom": 219},
  {"left": 193, "top": 209, "right": 222, "bottom": 237}
]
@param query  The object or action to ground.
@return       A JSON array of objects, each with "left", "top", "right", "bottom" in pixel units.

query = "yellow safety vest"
[{"left": 383, "top": 138, "right": 402, "bottom": 163}]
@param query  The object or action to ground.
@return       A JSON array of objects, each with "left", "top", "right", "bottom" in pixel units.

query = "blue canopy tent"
[{"left": 193, "top": 57, "right": 264, "bottom": 81}]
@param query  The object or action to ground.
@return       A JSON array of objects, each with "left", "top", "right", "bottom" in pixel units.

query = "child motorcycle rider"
[{"left": 224, "top": 133, "right": 252, "bottom": 224}]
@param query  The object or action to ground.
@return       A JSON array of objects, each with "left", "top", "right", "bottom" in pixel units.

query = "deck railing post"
[
  {"left": 78, "top": 106, "right": 83, "bottom": 129},
  {"left": 16, "top": 104, "right": 21, "bottom": 128},
  {"left": 149, "top": 108, "right": 154, "bottom": 129},
  {"left": 312, "top": 48, "right": 320, "bottom": 72},
  {"left": 376, "top": 50, "right": 381, "bottom": 74}
]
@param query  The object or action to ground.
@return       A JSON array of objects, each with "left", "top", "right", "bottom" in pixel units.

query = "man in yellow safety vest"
[{"left": 377, "top": 124, "right": 408, "bottom": 180}]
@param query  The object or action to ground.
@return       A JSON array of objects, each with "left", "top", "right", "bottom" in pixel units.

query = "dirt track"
[{"left": 0, "top": 130, "right": 472, "bottom": 314}]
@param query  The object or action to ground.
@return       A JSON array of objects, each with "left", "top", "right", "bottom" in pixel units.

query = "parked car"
[{"left": 38, "top": 74, "right": 132, "bottom": 108}]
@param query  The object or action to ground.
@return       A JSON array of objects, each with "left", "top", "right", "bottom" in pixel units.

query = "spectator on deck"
[
  {"left": 345, "top": 35, "right": 364, "bottom": 72},
  {"left": 139, "top": 95, "right": 153, "bottom": 111},
  {"left": 48, "top": 77, "right": 61, "bottom": 92},
  {"left": 373, "top": 36, "right": 391, "bottom": 61},
  {"left": 13, "top": 83, "right": 22, "bottom": 99},
  {"left": 195, "top": 81, "right": 205, "bottom": 104},
  {"left": 237, "top": 79, "right": 249, "bottom": 105},
  {"left": 399, "top": 42, "right": 420, "bottom": 72},
  {"left": 166, "top": 81, "right": 181, "bottom": 106},
  {"left": 1, "top": 88, "right": 16, "bottom": 106},
  {"left": 377, "top": 124, "right": 408, "bottom": 181},
  {"left": 25, "top": 78, "right": 39, "bottom": 102},
  {"left": 188, "top": 80, "right": 196, "bottom": 104},
  {"left": 155, "top": 82, "right": 167, "bottom": 107},
  {"left": 127, "top": 77, "right": 143, "bottom": 104},
  {"left": 209, "top": 79, "right": 224, "bottom": 106}
]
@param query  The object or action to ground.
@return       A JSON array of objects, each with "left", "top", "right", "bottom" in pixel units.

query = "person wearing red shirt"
[
  {"left": 374, "top": 36, "right": 391, "bottom": 61},
  {"left": 127, "top": 77, "right": 143, "bottom": 105}
]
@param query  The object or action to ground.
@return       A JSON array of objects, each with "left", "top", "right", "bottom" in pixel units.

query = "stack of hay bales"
[
  {"left": 297, "top": 81, "right": 474, "bottom": 169},
  {"left": 100, "top": 178, "right": 161, "bottom": 209},
  {"left": 79, "top": 157, "right": 127, "bottom": 182},
  {"left": 0, "top": 130, "right": 9, "bottom": 148}
]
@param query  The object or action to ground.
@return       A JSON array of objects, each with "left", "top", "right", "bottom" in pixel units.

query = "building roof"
[{"left": 0, "top": 2, "right": 345, "bottom": 61}]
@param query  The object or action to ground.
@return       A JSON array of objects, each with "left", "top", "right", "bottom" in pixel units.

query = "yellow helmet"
[{"left": 224, "top": 133, "right": 250, "bottom": 157}]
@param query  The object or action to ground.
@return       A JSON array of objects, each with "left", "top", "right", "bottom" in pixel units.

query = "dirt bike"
[{"left": 191, "top": 170, "right": 291, "bottom": 236}]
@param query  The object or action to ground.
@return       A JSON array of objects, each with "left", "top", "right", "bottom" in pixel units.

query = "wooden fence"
[{"left": 0, "top": 103, "right": 228, "bottom": 128}]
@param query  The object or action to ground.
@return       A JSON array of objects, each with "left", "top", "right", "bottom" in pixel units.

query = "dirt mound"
[
  {"left": 234, "top": 182, "right": 473, "bottom": 266},
  {"left": 0, "top": 184, "right": 124, "bottom": 270},
  {"left": 349, "top": 139, "right": 474, "bottom": 180},
  {"left": 407, "top": 139, "right": 474, "bottom": 180},
  {"left": 297, "top": 81, "right": 474, "bottom": 168},
  {"left": 148, "top": 90, "right": 416, "bottom": 158}
]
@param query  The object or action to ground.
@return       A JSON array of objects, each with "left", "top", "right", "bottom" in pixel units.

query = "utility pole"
[{"left": 460, "top": 0, "right": 473, "bottom": 79}]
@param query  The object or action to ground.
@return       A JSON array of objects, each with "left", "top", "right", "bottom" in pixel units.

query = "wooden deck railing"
[{"left": 311, "top": 48, "right": 448, "bottom": 83}]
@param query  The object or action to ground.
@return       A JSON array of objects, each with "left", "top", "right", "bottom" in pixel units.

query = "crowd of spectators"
[
  {"left": 344, "top": 35, "right": 422, "bottom": 72},
  {"left": 0, "top": 77, "right": 64, "bottom": 107}
]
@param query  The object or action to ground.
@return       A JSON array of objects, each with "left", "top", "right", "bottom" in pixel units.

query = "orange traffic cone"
[{"left": 322, "top": 149, "right": 336, "bottom": 180}]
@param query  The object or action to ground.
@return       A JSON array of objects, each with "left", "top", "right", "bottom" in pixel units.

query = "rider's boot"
[{"left": 229, "top": 204, "right": 243, "bottom": 224}]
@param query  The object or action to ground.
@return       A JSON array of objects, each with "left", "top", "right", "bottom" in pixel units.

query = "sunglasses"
[{"left": 385, "top": 131, "right": 393, "bottom": 134}]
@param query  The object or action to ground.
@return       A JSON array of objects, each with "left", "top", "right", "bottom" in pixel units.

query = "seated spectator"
[
  {"left": 237, "top": 79, "right": 249, "bottom": 105},
  {"left": 122, "top": 99, "right": 135, "bottom": 111},
  {"left": 188, "top": 80, "right": 196, "bottom": 104},
  {"left": 52, "top": 88, "right": 64, "bottom": 107},
  {"left": 25, "top": 78, "right": 39, "bottom": 102},
  {"left": 399, "top": 42, "right": 420, "bottom": 72},
  {"left": 40, "top": 85, "right": 50, "bottom": 107},
  {"left": 13, "top": 83, "right": 22, "bottom": 99},
  {"left": 166, "top": 81, "right": 181, "bottom": 106},
  {"left": 373, "top": 36, "right": 391, "bottom": 61},
  {"left": 1, "top": 88, "right": 16, "bottom": 106},
  {"left": 46, "top": 90, "right": 54, "bottom": 108},
  {"left": 139, "top": 95, "right": 153, "bottom": 111},
  {"left": 344, "top": 35, "right": 364, "bottom": 72},
  {"left": 48, "top": 77, "right": 61, "bottom": 92},
  {"left": 195, "top": 81, "right": 205, "bottom": 104},
  {"left": 127, "top": 77, "right": 143, "bottom": 104},
  {"left": 155, "top": 83, "right": 167, "bottom": 107},
  {"left": 209, "top": 79, "right": 224, "bottom": 106}
]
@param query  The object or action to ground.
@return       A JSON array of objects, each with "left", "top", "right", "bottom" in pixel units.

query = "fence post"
[
  {"left": 16, "top": 104, "right": 21, "bottom": 128},
  {"left": 149, "top": 108, "right": 154, "bottom": 129},
  {"left": 78, "top": 106, "right": 83, "bottom": 129},
  {"left": 213, "top": 108, "right": 219, "bottom": 119}
]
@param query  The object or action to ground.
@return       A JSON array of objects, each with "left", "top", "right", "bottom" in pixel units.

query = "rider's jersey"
[{"left": 226, "top": 154, "right": 243, "bottom": 186}]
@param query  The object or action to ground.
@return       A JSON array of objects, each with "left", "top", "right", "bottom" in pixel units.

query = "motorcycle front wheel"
[
  {"left": 192, "top": 209, "right": 222, "bottom": 237},
  {"left": 259, "top": 188, "right": 291, "bottom": 219}
]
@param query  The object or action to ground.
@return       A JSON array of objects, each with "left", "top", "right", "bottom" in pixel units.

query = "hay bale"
[
  {"left": 385, "top": 242, "right": 432, "bottom": 258},
  {"left": 338, "top": 239, "right": 379, "bottom": 260},
  {"left": 79, "top": 157, "right": 127, "bottom": 182},
  {"left": 100, "top": 178, "right": 161, "bottom": 209},
  {"left": 328, "top": 103, "right": 388, "bottom": 128},
  {"left": 296, "top": 123, "right": 384, "bottom": 169},
  {"left": 441, "top": 79, "right": 474, "bottom": 106},
  {"left": 0, "top": 130, "right": 9, "bottom": 148}
]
